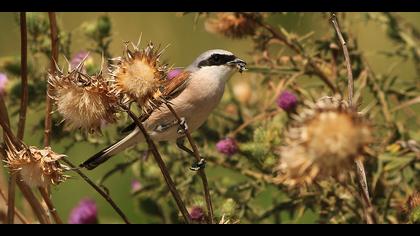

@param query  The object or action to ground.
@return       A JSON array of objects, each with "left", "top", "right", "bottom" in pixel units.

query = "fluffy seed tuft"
[
  {"left": 205, "top": 13, "right": 260, "bottom": 39},
  {"left": 110, "top": 41, "right": 168, "bottom": 113},
  {"left": 49, "top": 61, "right": 118, "bottom": 134},
  {"left": 275, "top": 96, "right": 372, "bottom": 186},
  {"left": 5, "top": 146, "right": 68, "bottom": 187}
]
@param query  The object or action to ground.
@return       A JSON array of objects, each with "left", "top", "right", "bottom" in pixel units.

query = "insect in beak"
[{"left": 227, "top": 58, "right": 247, "bottom": 73}]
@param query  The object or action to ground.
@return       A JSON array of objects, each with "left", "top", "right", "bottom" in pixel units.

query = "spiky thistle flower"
[
  {"left": 4, "top": 146, "right": 68, "bottom": 187},
  {"left": 49, "top": 61, "right": 118, "bottom": 134},
  {"left": 407, "top": 191, "right": 420, "bottom": 211},
  {"left": 276, "top": 91, "right": 298, "bottom": 112},
  {"left": 167, "top": 68, "right": 183, "bottom": 81},
  {"left": 216, "top": 138, "right": 239, "bottom": 156},
  {"left": 0, "top": 73, "right": 8, "bottom": 95},
  {"left": 69, "top": 198, "right": 98, "bottom": 224},
  {"left": 205, "top": 13, "right": 260, "bottom": 39},
  {"left": 109, "top": 41, "right": 168, "bottom": 113},
  {"left": 189, "top": 206, "right": 205, "bottom": 223},
  {"left": 405, "top": 191, "right": 420, "bottom": 223},
  {"left": 275, "top": 96, "right": 372, "bottom": 186}
]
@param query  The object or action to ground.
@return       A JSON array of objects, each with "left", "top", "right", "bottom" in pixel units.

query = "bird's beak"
[{"left": 227, "top": 58, "right": 247, "bottom": 73}]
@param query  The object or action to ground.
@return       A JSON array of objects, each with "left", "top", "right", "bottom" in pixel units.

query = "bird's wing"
[
  {"left": 162, "top": 70, "right": 192, "bottom": 99},
  {"left": 121, "top": 70, "right": 192, "bottom": 134}
]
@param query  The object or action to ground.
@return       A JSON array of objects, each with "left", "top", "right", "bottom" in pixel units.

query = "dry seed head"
[
  {"left": 275, "top": 96, "right": 372, "bottom": 186},
  {"left": 110, "top": 41, "right": 168, "bottom": 113},
  {"left": 49, "top": 63, "right": 118, "bottom": 134},
  {"left": 5, "top": 146, "right": 68, "bottom": 187},
  {"left": 406, "top": 191, "right": 420, "bottom": 212},
  {"left": 205, "top": 13, "right": 260, "bottom": 39}
]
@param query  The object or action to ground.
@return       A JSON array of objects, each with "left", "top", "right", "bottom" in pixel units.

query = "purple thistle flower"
[
  {"left": 167, "top": 68, "right": 183, "bottom": 80},
  {"left": 216, "top": 138, "right": 239, "bottom": 156},
  {"left": 71, "top": 51, "right": 90, "bottom": 70},
  {"left": 276, "top": 91, "right": 298, "bottom": 112},
  {"left": 131, "top": 179, "right": 142, "bottom": 193},
  {"left": 0, "top": 73, "right": 8, "bottom": 95},
  {"left": 68, "top": 198, "right": 98, "bottom": 224},
  {"left": 189, "top": 206, "right": 205, "bottom": 222}
]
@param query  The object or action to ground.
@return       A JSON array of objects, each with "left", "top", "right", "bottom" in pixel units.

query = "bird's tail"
[{"left": 80, "top": 130, "right": 141, "bottom": 170}]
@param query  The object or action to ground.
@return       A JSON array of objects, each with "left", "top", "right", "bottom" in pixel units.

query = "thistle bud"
[
  {"left": 69, "top": 198, "right": 98, "bottom": 224},
  {"left": 216, "top": 138, "right": 239, "bottom": 156}
]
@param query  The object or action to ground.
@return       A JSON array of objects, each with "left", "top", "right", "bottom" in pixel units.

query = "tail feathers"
[
  {"left": 81, "top": 129, "right": 141, "bottom": 170},
  {"left": 80, "top": 147, "right": 115, "bottom": 170}
]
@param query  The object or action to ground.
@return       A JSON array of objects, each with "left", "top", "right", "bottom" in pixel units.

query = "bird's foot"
[
  {"left": 189, "top": 158, "right": 206, "bottom": 171},
  {"left": 177, "top": 117, "right": 189, "bottom": 135}
]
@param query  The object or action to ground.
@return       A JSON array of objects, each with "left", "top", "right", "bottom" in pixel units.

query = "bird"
[{"left": 80, "top": 49, "right": 247, "bottom": 170}]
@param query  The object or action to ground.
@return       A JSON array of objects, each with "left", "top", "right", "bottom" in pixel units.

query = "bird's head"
[{"left": 187, "top": 49, "right": 247, "bottom": 82}]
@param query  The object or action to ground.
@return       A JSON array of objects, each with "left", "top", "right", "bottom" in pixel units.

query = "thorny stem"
[
  {"left": 17, "top": 12, "right": 28, "bottom": 141},
  {"left": 0, "top": 96, "right": 50, "bottom": 224},
  {"left": 62, "top": 158, "right": 131, "bottom": 224},
  {"left": 44, "top": 12, "right": 59, "bottom": 147},
  {"left": 39, "top": 187, "right": 63, "bottom": 224},
  {"left": 330, "top": 13, "right": 353, "bottom": 107},
  {"left": 123, "top": 105, "right": 191, "bottom": 224},
  {"left": 6, "top": 174, "right": 16, "bottom": 224},
  {"left": 7, "top": 12, "right": 29, "bottom": 224},
  {"left": 330, "top": 13, "right": 375, "bottom": 224},
  {"left": 0, "top": 189, "right": 29, "bottom": 224},
  {"left": 242, "top": 13, "right": 337, "bottom": 93},
  {"left": 17, "top": 181, "right": 50, "bottom": 224},
  {"left": 165, "top": 102, "right": 215, "bottom": 224}
]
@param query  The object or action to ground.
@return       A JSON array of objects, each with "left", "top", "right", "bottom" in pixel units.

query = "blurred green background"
[{"left": 0, "top": 12, "right": 419, "bottom": 223}]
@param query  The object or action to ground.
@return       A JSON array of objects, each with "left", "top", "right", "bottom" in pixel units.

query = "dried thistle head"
[
  {"left": 404, "top": 191, "right": 420, "bottom": 224},
  {"left": 110, "top": 41, "right": 168, "bottom": 113},
  {"left": 205, "top": 13, "right": 260, "bottom": 39},
  {"left": 406, "top": 191, "right": 420, "bottom": 212},
  {"left": 49, "top": 61, "right": 118, "bottom": 134},
  {"left": 275, "top": 96, "right": 372, "bottom": 186},
  {"left": 5, "top": 146, "right": 68, "bottom": 187}
]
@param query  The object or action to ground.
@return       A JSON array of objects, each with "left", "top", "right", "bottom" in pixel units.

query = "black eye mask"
[{"left": 198, "top": 53, "right": 237, "bottom": 67}]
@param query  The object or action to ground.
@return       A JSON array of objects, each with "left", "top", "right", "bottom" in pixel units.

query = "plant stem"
[
  {"left": 165, "top": 103, "right": 214, "bottom": 223},
  {"left": 44, "top": 12, "right": 58, "bottom": 147},
  {"left": 16, "top": 180, "right": 50, "bottom": 224},
  {"left": 330, "top": 12, "right": 375, "bottom": 224},
  {"left": 7, "top": 12, "right": 29, "bottom": 224},
  {"left": 330, "top": 13, "right": 353, "bottom": 107},
  {"left": 38, "top": 187, "right": 63, "bottom": 224},
  {"left": 6, "top": 174, "right": 16, "bottom": 224},
  {"left": 244, "top": 13, "right": 337, "bottom": 93},
  {"left": 0, "top": 188, "right": 29, "bottom": 224},
  {"left": 61, "top": 157, "right": 131, "bottom": 224},
  {"left": 0, "top": 95, "right": 50, "bottom": 224},
  {"left": 123, "top": 105, "right": 191, "bottom": 224},
  {"left": 17, "top": 12, "right": 28, "bottom": 140}
]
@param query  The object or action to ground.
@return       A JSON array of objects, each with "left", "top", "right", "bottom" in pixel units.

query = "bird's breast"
[{"left": 145, "top": 72, "right": 226, "bottom": 142}]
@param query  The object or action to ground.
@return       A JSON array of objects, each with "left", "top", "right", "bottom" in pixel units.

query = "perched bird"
[{"left": 81, "top": 49, "right": 247, "bottom": 170}]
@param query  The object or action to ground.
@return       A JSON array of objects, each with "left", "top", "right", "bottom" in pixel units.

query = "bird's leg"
[
  {"left": 176, "top": 137, "right": 206, "bottom": 171},
  {"left": 176, "top": 117, "right": 188, "bottom": 135}
]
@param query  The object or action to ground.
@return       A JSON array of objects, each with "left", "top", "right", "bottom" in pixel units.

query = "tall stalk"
[
  {"left": 165, "top": 103, "right": 214, "bottom": 223},
  {"left": 330, "top": 12, "right": 376, "bottom": 224},
  {"left": 7, "top": 12, "right": 29, "bottom": 225},
  {"left": 44, "top": 12, "right": 58, "bottom": 147},
  {"left": 122, "top": 105, "right": 191, "bottom": 224}
]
